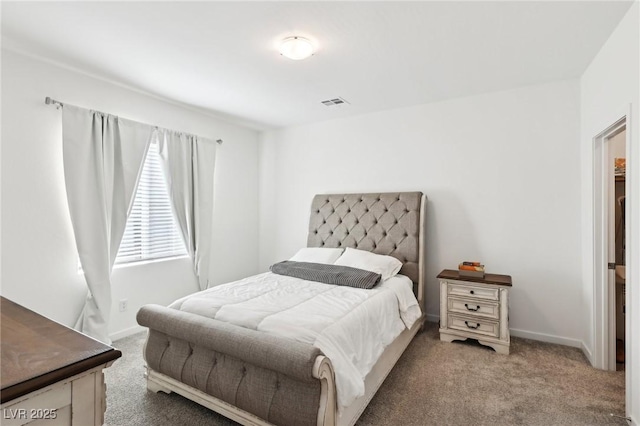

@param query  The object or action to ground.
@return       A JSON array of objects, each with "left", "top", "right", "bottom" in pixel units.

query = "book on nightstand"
[{"left": 458, "top": 261, "right": 485, "bottom": 278}]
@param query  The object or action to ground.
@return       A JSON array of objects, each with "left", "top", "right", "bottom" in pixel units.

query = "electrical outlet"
[{"left": 119, "top": 299, "right": 128, "bottom": 312}]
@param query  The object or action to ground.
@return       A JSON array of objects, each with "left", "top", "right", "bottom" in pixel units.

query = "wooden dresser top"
[
  {"left": 1, "top": 296, "right": 122, "bottom": 403},
  {"left": 437, "top": 269, "right": 512, "bottom": 286}
]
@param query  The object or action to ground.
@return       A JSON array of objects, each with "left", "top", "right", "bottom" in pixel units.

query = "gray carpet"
[{"left": 105, "top": 323, "right": 626, "bottom": 426}]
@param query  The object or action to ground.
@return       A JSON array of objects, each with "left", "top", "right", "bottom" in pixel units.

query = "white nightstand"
[{"left": 437, "top": 269, "right": 512, "bottom": 354}]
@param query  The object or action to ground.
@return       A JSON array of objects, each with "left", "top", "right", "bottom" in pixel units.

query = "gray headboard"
[{"left": 307, "top": 192, "right": 426, "bottom": 305}]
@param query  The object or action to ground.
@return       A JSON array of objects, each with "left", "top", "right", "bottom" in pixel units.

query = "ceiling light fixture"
[{"left": 279, "top": 36, "right": 314, "bottom": 60}]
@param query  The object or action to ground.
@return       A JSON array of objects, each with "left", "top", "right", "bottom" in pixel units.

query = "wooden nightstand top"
[
  {"left": 1, "top": 296, "right": 122, "bottom": 403},
  {"left": 437, "top": 269, "right": 512, "bottom": 287}
]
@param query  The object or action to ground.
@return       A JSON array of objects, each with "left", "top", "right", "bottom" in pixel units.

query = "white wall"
[
  {"left": 259, "top": 79, "right": 583, "bottom": 346},
  {"left": 580, "top": 3, "right": 639, "bottom": 422},
  {"left": 0, "top": 49, "right": 260, "bottom": 339}
]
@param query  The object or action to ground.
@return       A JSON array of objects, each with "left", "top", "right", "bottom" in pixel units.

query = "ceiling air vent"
[{"left": 321, "top": 97, "right": 349, "bottom": 107}]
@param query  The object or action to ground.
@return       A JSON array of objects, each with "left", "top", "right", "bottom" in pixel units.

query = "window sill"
[
  {"left": 114, "top": 254, "right": 191, "bottom": 270},
  {"left": 78, "top": 254, "right": 190, "bottom": 275}
]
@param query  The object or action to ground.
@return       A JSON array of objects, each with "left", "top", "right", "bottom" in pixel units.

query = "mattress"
[{"left": 169, "top": 272, "right": 421, "bottom": 410}]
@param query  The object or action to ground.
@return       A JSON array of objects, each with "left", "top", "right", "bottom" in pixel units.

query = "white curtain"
[
  {"left": 157, "top": 130, "right": 216, "bottom": 290},
  {"left": 62, "top": 105, "right": 152, "bottom": 343}
]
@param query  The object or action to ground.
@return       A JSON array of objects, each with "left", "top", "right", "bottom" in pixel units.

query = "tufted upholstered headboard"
[{"left": 307, "top": 192, "right": 426, "bottom": 307}]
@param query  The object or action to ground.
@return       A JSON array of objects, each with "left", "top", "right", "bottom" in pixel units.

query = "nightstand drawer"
[
  {"left": 448, "top": 314, "right": 500, "bottom": 338},
  {"left": 448, "top": 297, "right": 500, "bottom": 319},
  {"left": 448, "top": 283, "right": 499, "bottom": 301}
]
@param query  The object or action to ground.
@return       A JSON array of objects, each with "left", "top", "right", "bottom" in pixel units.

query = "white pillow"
[
  {"left": 289, "top": 247, "right": 344, "bottom": 264},
  {"left": 334, "top": 247, "right": 403, "bottom": 281}
]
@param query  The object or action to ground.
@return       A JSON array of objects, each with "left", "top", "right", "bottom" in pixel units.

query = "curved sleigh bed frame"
[{"left": 137, "top": 192, "right": 427, "bottom": 426}]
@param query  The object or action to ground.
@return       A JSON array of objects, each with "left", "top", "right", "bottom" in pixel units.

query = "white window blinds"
[{"left": 116, "top": 140, "right": 187, "bottom": 265}]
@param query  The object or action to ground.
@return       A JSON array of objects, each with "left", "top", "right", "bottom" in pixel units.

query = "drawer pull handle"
[
  {"left": 470, "top": 290, "right": 475, "bottom": 295},
  {"left": 465, "top": 304, "right": 480, "bottom": 312},
  {"left": 465, "top": 321, "right": 480, "bottom": 329}
]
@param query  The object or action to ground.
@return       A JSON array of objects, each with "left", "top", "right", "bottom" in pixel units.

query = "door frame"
[{"left": 592, "top": 112, "right": 628, "bottom": 371}]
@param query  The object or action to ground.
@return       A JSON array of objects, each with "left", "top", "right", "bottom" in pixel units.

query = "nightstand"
[
  {"left": 437, "top": 269, "right": 512, "bottom": 354},
  {"left": 1, "top": 297, "right": 122, "bottom": 425}
]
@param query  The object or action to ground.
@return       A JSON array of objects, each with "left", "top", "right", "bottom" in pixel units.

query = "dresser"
[
  {"left": 437, "top": 269, "right": 512, "bottom": 354},
  {"left": 1, "top": 297, "right": 121, "bottom": 425}
]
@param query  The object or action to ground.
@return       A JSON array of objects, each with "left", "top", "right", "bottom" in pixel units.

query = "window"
[{"left": 116, "top": 140, "right": 187, "bottom": 265}]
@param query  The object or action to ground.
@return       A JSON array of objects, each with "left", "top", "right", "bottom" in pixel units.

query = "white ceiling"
[{"left": 1, "top": 1, "right": 633, "bottom": 129}]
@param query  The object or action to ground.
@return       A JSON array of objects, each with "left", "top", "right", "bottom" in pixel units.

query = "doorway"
[
  {"left": 609, "top": 129, "right": 626, "bottom": 371},
  {"left": 592, "top": 115, "right": 629, "bottom": 373}
]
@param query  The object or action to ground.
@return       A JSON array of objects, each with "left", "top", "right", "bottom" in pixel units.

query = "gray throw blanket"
[{"left": 270, "top": 261, "right": 381, "bottom": 289}]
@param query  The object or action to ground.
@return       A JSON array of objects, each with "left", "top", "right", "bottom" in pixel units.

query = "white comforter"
[{"left": 169, "top": 272, "right": 422, "bottom": 410}]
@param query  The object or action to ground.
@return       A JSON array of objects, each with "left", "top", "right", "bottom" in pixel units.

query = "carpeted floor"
[{"left": 105, "top": 323, "right": 626, "bottom": 426}]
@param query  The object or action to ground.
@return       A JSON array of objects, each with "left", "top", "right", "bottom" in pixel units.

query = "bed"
[{"left": 136, "top": 192, "right": 426, "bottom": 426}]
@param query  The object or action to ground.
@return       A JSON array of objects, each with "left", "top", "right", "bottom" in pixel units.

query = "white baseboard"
[
  {"left": 110, "top": 325, "right": 145, "bottom": 342},
  {"left": 509, "top": 328, "right": 583, "bottom": 348},
  {"left": 425, "top": 313, "right": 439, "bottom": 324},
  {"left": 581, "top": 341, "right": 594, "bottom": 365},
  {"left": 426, "top": 314, "right": 585, "bottom": 349}
]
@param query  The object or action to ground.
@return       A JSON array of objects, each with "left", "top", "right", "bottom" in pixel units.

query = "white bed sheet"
[{"left": 169, "top": 272, "right": 421, "bottom": 410}]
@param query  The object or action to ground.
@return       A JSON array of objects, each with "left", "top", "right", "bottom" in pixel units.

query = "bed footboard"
[{"left": 137, "top": 305, "right": 336, "bottom": 426}]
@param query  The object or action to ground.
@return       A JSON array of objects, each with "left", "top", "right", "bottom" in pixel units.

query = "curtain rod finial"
[{"left": 45, "top": 97, "right": 63, "bottom": 109}]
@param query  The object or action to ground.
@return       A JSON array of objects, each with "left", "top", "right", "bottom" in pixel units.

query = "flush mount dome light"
[{"left": 280, "top": 36, "right": 314, "bottom": 60}]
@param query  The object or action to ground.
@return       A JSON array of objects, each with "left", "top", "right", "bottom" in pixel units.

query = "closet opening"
[
  {"left": 592, "top": 113, "right": 629, "bottom": 375},
  {"left": 609, "top": 128, "right": 626, "bottom": 371}
]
